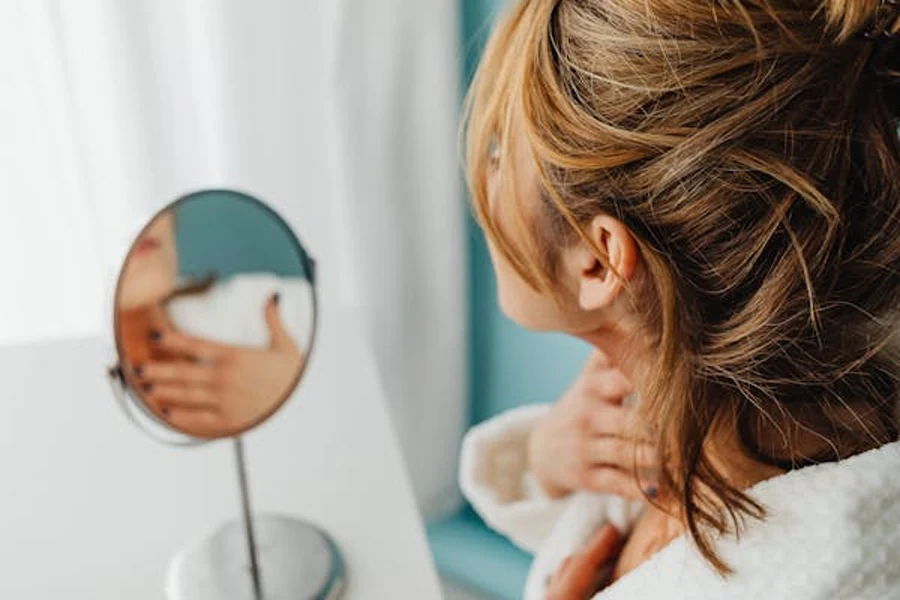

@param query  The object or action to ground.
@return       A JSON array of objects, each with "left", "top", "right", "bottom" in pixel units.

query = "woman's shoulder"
[
  {"left": 598, "top": 440, "right": 900, "bottom": 599},
  {"left": 733, "top": 441, "right": 900, "bottom": 593},
  {"left": 750, "top": 439, "right": 900, "bottom": 514}
]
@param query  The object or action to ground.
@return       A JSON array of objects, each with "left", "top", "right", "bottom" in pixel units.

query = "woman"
[
  {"left": 116, "top": 207, "right": 314, "bottom": 438},
  {"left": 459, "top": 0, "right": 900, "bottom": 598}
]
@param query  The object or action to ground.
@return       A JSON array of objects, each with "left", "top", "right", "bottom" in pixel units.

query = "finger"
[
  {"left": 580, "top": 523, "right": 623, "bottom": 567},
  {"left": 163, "top": 406, "right": 223, "bottom": 436},
  {"left": 586, "top": 404, "right": 652, "bottom": 442},
  {"left": 585, "top": 403, "right": 626, "bottom": 435},
  {"left": 589, "top": 562, "right": 615, "bottom": 596},
  {"left": 581, "top": 466, "right": 651, "bottom": 501},
  {"left": 547, "top": 554, "right": 595, "bottom": 599},
  {"left": 138, "top": 361, "right": 217, "bottom": 387},
  {"left": 586, "top": 438, "right": 660, "bottom": 471},
  {"left": 264, "top": 292, "right": 297, "bottom": 351},
  {"left": 151, "top": 327, "right": 227, "bottom": 362},
  {"left": 548, "top": 527, "right": 621, "bottom": 599},
  {"left": 581, "top": 369, "right": 633, "bottom": 404},
  {"left": 584, "top": 349, "right": 611, "bottom": 371},
  {"left": 550, "top": 556, "right": 574, "bottom": 584},
  {"left": 145, "top": 383, "right": 218, "bottom": 410},
  {"left": 586, "top": 403, "right": 645, "bottom": 438}
]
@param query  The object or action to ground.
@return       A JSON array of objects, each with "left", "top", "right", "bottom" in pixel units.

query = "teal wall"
[
  {"left": 174, "top": 189, "right": 311, "bottom": 281},
  {"left": 463, "top": 0, "right": 590, "bottom": 424}
]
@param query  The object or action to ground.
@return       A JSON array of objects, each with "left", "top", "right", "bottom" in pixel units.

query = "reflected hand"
[
  {"left": 134, "top": 293, "right": 304, "bottom": 436},
  {"left": 528, "top": 351, "right": 660, "bottom": 500},
  {"left": 546, "top": 524, "right": 624, "bottom": 600}
]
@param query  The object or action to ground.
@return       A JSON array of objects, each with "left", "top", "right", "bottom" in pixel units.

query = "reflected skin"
[
  {"left": 135, "top": 294, "right": 303, "bottom": 436},
  {"left": 117, "top": 211, "right": 183, "bottom": 368},
  {"left": 116, "top": 209, "right": 305, "bottom": 438}
]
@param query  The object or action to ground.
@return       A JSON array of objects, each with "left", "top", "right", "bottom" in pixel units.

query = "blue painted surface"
[
  {"left": 427, "top": 1, "right": 591, "bottom": 597},
  {"left": 174, "top": 189, "right": 310, "bottom": 280},
  {"left": 428, "top": 508, "right": 532, "bottom": 600}
]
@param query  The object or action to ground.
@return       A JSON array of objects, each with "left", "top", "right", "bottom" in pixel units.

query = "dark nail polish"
[
  {"left": 646, "top": 485, "right": 658, "bottom": 499},
  {"left": 272, "top": 292, "right": 280, "bottom": 306},
  {"left": 133, "top": 364, "right": 144, "bottom": 377},
  {"left": 141, "top": 383, "right": 153, "bottom": 392},
  {"left": 149, "top": 329, "right": 162, "bottom": 341}
]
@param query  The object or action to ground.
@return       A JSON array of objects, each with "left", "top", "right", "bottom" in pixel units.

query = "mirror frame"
[{"left": 108, "top": 188, "right": 319, "bottom": 443}]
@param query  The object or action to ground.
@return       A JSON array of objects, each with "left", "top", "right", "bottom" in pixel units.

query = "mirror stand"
[
  {"left": 110, "top": 366, "right": 345, "bottom": 599},
  {"left": 165, "top": 434, "right": 346, "bottom": 600},
  {"left": 233, "top": 437, "right": 263, "bottom": 600}
]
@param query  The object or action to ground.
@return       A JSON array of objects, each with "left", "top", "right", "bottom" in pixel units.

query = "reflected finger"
[
  {"left": 163, "top": 407, "right": 223, "bottom": 436},
  {"left": 150, "top": 328, "right": 227, "bottom": 362},
  {"left": 138, "top": 361, "right": 217, "bottom": 387},
  {"left": 145, "top": 383, "right": 218, "bottom": 410}
]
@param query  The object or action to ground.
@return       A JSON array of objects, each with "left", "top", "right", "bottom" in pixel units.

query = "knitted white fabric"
[{"left": 460, "top": 404, "right": 900, "bottom": 599}]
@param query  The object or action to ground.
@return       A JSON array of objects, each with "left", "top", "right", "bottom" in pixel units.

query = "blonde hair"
[{"left": 466, "top": 0, "right": 900, "bottom": 573}]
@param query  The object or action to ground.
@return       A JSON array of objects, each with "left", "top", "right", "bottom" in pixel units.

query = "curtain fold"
[{"left": 321, "top": 0, "right": 468, "bottom": 517}]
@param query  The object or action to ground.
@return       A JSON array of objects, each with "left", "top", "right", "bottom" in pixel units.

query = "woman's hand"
[
  {"left": 133, "top": 293, "right": 304, "bottom": 436},
  {"left": 528, "top": 351, "right": 659, "bottom": 500},
  {"left": 546, "top": 523, "right": 624, "bottom": 600}
]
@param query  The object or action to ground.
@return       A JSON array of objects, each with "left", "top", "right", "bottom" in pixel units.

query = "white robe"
[{"left": 460, "top": 404, "right": 900, "bottom": 600}]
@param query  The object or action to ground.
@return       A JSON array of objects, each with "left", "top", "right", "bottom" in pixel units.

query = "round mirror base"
[{"left": 166, "top": 515, "right": 345, "bottom": 600}]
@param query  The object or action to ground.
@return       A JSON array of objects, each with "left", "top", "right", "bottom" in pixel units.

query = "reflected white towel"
[{"left": 167, "top": 273, "right": 314, "bottom": 351}]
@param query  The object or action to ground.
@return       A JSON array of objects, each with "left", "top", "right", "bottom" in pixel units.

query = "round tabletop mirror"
[
  {"left": 106, "top": 189, "right": 343, "bottom": 600},
  {"left": 114, "top": 189, "right": 316, "bottom": 439}
]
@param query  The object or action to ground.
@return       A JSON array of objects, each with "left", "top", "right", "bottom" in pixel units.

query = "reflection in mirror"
[{"left": 114, "top": 190, "right": 315, "bottom": 439}]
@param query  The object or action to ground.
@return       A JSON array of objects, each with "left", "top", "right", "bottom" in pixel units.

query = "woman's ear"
[{"left": 572, "top": 214, "right": 638, "bottom": 311}]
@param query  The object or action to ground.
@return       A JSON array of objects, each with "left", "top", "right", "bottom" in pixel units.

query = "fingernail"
[
  {"left": 272, "top": 292, "right": 280, "bottom": 306},
  {"left": 133, "top": 364, "right": 144, "bottom": 377},
  {"left": 646, "top": 485, "right": 658, "bottom": 499},
  {"left": 149, "top": 329, "right": 162, "bottom": 341},
  {"left": 141, "top": 383, "right": 153, "bottom": 392}
]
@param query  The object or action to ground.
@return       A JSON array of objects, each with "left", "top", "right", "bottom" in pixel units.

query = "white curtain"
[
  {"left": 321, "top": 0, "right": 468, "bottom": 518},
  {"left": 1, "top": 0, "right": 466, "bottom": 517}
]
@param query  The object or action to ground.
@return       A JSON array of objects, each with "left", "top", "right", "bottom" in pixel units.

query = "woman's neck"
[{"left": 581, "top": 324, "right": 783, "bottom": 498}]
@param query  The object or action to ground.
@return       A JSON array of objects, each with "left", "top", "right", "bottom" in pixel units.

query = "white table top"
[{"left": 0, "top": 307, "right": 442, "bottom": 599}]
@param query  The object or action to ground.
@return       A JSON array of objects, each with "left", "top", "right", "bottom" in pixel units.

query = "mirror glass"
[{"left": 114, "top": 189, "right": 315, "bottom": 439}]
